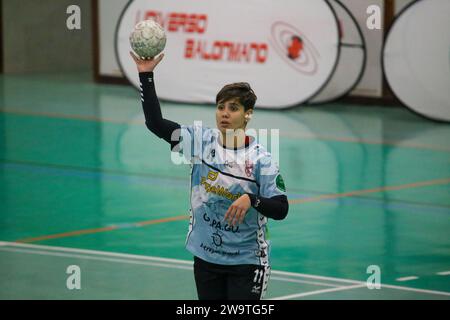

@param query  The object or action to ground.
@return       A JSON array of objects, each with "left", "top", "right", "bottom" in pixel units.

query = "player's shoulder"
[
  {"left": 248, "top": 139, "right": 268, "bottom": 157},
  {"left": 249, "top": 144, "right": 280, "bottom": 178},
  {"left": 248, "top": 141, "right": 275, "bottom": 167}
]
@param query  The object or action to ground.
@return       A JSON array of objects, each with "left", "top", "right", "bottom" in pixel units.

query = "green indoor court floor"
[{"left": 0, "top": 72, "right": 449, "bottom": 299}]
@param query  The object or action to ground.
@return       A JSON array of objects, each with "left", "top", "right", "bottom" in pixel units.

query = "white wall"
[
  {"left": 99, "top": 0, "right": 128, "bottom": 76},
  {"left": 395, "top": 0, "right": 415, "bottom": 14},
  {"left": 2, "top": 0, "right": 92, "bottom": 73}
]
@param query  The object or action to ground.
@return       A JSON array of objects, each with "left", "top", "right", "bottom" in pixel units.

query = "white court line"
[
  {"left": 270, "top": 269, "right": 361, "bottom": 285},
  {"left": 1, "top": 241, "right": 450, "bottom": 297},
  {"left": 380, "top": 284, "right": 450, "bottom": 297},
  {"left": 396, "top": 276, "right": 419, "bottom": 282},
  {"left": 0, "top": 247, "right": 193, "bottom": 271},
  {"left": 437, "top": 271, "right": 450, "bottom": 276},
  {"left": 1, "top": 241, "right": 193, "bottom": 265},
  {"left": 269, "top": 284, "right": 367, "bottom": 300},
  {"left": 0, "top": 246, "right": 328, "bottom": 287},
  {"left": 270, "top": 276, "right": 342, "bottom": 288}
]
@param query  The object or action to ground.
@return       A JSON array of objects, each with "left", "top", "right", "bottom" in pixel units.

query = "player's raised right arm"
[{"left": 130, "top": 51, "right": 181, "bottom": 149}]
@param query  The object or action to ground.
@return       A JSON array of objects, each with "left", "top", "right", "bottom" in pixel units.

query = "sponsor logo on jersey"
[
  {"left": 211, "top": 231, "right": 223, "bottom": 247},
  {"left": 276, "top": 174, "right": 286, "bottom": 192},
  {"left": 255, "top": 249, "right": 267, "bottom": 258},
  {"left": 201, "top": 176, "right": 242, "bottom": 201},
  {"left": 200, "top": 243, "right": 240, "bottom": 256},
  {"left": 203, "top": 213, "right": 240, "bottom": 233},
  {"left": 207, "top": 170, "right": 219, "bottom": 181},
  {"left": 224, "top": 160, "right": 235, "bottom": 169},
  {"left": 251, "top": 285, "right": 261, "bottom": 294},
  {"left": 245, "top": 159, "right": 254, "bottom": 177}
]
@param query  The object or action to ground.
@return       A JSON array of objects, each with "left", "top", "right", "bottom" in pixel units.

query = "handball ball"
[{"left": 130, "top": 20, "right": 166, "bottom": 59}]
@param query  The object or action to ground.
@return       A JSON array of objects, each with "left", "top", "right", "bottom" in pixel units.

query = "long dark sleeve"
[
  {"left": 246, "top": 194, "right": 289, "bottom": 220},
  {"left": 139, "top": 72, "right": 181, "bottom": 149}
]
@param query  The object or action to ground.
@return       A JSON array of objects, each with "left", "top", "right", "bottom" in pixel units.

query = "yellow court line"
[
  {"left": 14, "top": 177, "right": 450, "bottom": 244},
  {"left": 289, "top": 177, "right": 450, "bottom": 205},
  {"left": 135, "top": 215, "right": 188, "bottom": 226},
  {"left": 16, "top": 226, "right": 118, "bottom": 243},
  {"left": 0, "top": 108, "right": 125, "bottom": 124},
  {"left": 281, "top": 132, "right": 450, "bottom": 152},
  {"left": 16, "top": 215, "right": 189, "bottom": 244},
  {"left": 1, "top": 108, "right": 449, "bottom": 152}
]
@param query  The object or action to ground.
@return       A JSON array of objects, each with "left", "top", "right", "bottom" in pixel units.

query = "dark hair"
[{"left": 216, "top": 82, "right": 257, "bottom": 111}]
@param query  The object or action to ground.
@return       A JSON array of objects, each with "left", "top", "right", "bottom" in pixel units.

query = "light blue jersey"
[{"left": 175, "top": 124, "right": 286, "bottom": 266}]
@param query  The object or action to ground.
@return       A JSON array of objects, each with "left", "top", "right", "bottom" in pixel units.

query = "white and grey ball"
[{"left": 130, "top": 20, "right": 166, "bottom": 59}]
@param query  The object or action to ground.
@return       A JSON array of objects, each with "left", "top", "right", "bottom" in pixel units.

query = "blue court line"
[{"left": 1, "top": 160, "right": 188, "bottom": 189}]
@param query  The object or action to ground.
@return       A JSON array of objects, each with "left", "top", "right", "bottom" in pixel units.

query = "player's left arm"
[
  {"left": 224, "top": 157, "right": 289, "bottom": 226},
  {"left": 224, "top": 194, "right": 288, "bottom": 227},
  {"left": 247, "top": 193, "right": 288, "bottom": 220}
]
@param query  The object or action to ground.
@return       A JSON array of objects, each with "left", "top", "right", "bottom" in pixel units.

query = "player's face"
[{"left": 216, "top": 98, "right": 247, "bottom": 133}]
